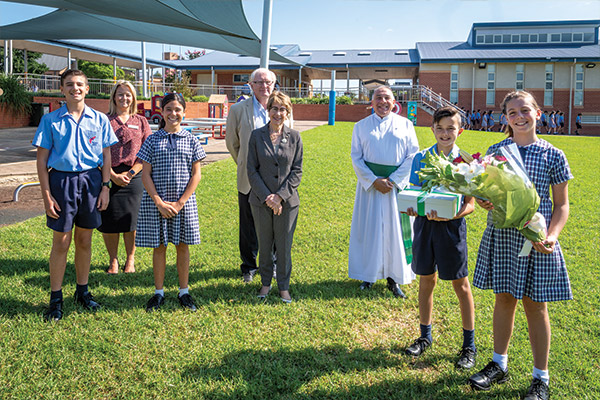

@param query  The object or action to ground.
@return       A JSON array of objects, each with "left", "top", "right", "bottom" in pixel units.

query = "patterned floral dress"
[
  {"left": 135, "top": 129, "right": 206, "bottom": 247},
  {"left": 473, "top": 138, "right": 573, "bottom": 302}
]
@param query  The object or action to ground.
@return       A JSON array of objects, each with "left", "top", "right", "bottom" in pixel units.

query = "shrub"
[
  {"left": 0, "top": 74, "right": 33, "bottom": 115},
  {"left": 192, "top": 95, "right": 209, "bottom": 102}
]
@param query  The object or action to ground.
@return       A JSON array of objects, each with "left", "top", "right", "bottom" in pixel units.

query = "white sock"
[
  {"left": 492, "top": 352, "right": 508, "bottom": 372},
  {"left": 155, "top": 288, "right": 165, "bottom": 296},
  {"left": 533, "top": 367, "right": 550, "bottom": 385},
  {"left": 179, "top": 287, "right": 189, "bottom": 297}
]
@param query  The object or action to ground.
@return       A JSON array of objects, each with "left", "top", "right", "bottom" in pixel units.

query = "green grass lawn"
[{"left": 1, "top": 123, "right": 598, "bottom": 399}]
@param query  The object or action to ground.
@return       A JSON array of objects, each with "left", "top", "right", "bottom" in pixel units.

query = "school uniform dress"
[
  {"left": 135, "top": 129, "right": 206, "bottom": 248},
  {"left": 99, "top": 114, "right": 152, "bottom": 233},
  {"left": 474, "top": 138, "right": 573, "bottom": 302}
]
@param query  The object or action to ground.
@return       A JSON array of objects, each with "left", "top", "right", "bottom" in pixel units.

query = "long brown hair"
[{"left": 500, "top": 90, "right": 541, "bottom": 138}]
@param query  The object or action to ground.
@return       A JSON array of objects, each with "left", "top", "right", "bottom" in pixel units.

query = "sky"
[{"left": 1, "top": 0, "right": 598, "bottom": 59}]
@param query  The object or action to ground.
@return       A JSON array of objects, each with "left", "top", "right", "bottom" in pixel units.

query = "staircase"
[{"left": 394, "top": 85, "right": 466, "bottom": 120}]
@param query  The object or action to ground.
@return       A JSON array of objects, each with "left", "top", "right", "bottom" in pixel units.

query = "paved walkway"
[{"left": 0, "top": 120, "right": 326, "bottom": 226}]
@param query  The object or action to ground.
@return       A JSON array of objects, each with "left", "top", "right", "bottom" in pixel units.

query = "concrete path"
[{"left": 0, "top": 120, "right": 326, "bottom": 226}]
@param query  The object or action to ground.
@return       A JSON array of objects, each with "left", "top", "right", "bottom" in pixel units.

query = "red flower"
[
  {"left": 453, "top": 156, "right": 464, "bottom": 164},
  {"left": 472, "top": 152, "right": 482, "bottom": 160},
  {"left": 495, "top": 155, "right": 507, "bottom": 162}
]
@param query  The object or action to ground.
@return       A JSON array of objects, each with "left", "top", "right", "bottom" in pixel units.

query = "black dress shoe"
[
  {"left": 178, "top": 293, "right": 197, "bottom": 312},
  {"left": 359, "top": 281, "right": 373, "bottom": 290},
  {"left": 469, "top": 361, "right": 509, "bottom": 391},
  {"left": 44, "top": 298, "right": 63, "bottom": 322},
  {"left": 405, "top": 337, "right": 431, "bottom": 357},
  {"left": 523, "top": 378, "right": 549, "bottom": 400},
  {"left": 387, "top": 282, "right": 407, "bottom": 298},
  {"left": 455, "top": 347, "right": 477, "bottom": 369},
  {"left": 146, "top": 293, "right": 165, "bottom": 312},
  {"left": 74, "top": 290, "right": 101, "bottom": 311}
]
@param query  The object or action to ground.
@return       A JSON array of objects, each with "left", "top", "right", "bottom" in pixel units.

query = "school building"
[{"left": 170, "top": 19, "right": 600, "bottom": 134}]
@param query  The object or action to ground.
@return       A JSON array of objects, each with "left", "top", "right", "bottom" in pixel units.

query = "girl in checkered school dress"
[
  {"left": 135, "top": 93, "right": 206, "bottom": 312},
  {"left": 468, "top": 91, "right": 572, "bottom": 400}
]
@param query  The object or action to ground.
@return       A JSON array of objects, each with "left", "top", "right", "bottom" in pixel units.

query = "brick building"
[{"left": 172, "top": 19, "right": 600, "bottom": 134}]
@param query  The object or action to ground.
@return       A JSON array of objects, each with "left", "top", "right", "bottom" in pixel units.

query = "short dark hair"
[
  {"left": 432, "top": 106, "right": 461, "bottom": 126},
  {"left": 60, "top": 69, "right": 88, "bottom": 86}
]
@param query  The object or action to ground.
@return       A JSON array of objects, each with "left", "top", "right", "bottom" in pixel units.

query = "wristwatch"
[
  {"left": 102, "top": 181, "right": 111, "bottom": 188},
  {"left": 128, "top": 169, "right": 136, "bottom": 177}
]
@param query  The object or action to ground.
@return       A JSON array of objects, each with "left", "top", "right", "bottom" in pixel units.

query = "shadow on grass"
[{"left": 181, "top": 345, "right": 523, "bottom": 400}]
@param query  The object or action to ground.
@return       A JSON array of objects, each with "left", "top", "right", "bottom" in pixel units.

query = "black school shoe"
[
  {"left": 405, "top": 337, "right": 431, "bottom": 357},
  {"left": 387, "top": 282, "right": 407, "bottom": 298},
  {"left": 455, "top": 347, "right": 477, "bottom": 369},
  {"left": 359, "top": 281, "right": 373, "bottom": 290},
  {"left": 146, "top": 293, "right": 165, "bottom": 312},
  {"left": 523, "top": 378, "right": 549, "bottom": 400},
  {"left": 74, "top": 290, "right": 101, "bottom": 311},
  {"left": 178, "top": 293, "right": 197, "bottom": 312},
  {"left": 469, "top": 361, "right": 509, "bottom": 391},
  {"left": 44, "top": 298, "right": 63, "bottom": 322}
]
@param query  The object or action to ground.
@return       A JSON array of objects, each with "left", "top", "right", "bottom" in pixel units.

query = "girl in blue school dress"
[
  {"left": 135, "top": 93, "right": 206, "bottom": 312},
  {"left": 468, "top": 91, "right": 572, "bottom": 400}
]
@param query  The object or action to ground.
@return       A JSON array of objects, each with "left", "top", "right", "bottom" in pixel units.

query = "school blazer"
[
  {"left": 246, "top": 124, "right": 303, "bottom": 208},
  {"left": 226, "top": 97, "right": 294, "bottom": 195}
]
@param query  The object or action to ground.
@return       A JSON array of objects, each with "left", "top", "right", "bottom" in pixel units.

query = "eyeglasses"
[
  {"left": 252, "top": 80, "right": 275, "bottom": 86},
  {"left": 270, "top": 106, "right": 288, "bottom": 114}
]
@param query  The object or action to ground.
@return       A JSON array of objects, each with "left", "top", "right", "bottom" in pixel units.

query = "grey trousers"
[{"left": 250, "top": 203, "right": 299, "bottom": 291}]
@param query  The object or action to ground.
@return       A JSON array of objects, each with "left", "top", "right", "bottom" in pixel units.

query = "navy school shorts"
[
  {"left": 411, "top": 216, "right": 468, "bottom": 281},
  {"left": 47, "top": 168, "right": 102, "bottom": 232}
]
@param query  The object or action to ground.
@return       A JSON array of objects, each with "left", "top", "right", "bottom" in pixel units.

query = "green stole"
[{"left": 364, "top": 161, "right": 413, "bottom": 265}]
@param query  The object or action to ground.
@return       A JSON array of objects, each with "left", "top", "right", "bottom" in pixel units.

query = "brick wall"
[
  {"left": 419, "top": 71, "right": 451, "bottom": 99},
  {"left": 0, "top": 105, "right": 30, "bottom": 128},
  {"left": 291, "top": 103, "right": 409, "bottom": 122}
]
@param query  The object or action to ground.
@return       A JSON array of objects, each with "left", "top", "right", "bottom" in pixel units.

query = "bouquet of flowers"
[{"left": 417, "top": 143, "right": 546, "bottom": 245}]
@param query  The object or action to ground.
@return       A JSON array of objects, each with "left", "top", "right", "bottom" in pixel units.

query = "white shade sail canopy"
[{"left": 1, "top": 0, "right": 299, "bottom": 65}]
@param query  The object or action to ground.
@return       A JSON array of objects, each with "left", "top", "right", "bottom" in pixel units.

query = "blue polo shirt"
[
  {"left": 409, "top": 144, "right": 460, "bottom": 186},
  {"left": 32, "top": 104, "right": 118, "bottom": 172}
]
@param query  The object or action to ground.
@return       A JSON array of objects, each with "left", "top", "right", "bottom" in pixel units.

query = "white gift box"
[{"left": 397, "top": 186, "right": 463, "bottom": 219}]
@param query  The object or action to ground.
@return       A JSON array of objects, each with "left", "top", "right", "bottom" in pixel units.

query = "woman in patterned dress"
[
  {"left": 99, "top": 81, "right": 151, "bottom": 274},
  {"left": 468, "top": 91, "right": 572, "bottom": 400},
  {"left": 135, "top": 93, "right": 206, "bottom": 312}
]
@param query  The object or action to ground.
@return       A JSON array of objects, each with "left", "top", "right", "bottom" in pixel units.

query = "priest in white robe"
[{"left": 348, "top": 86, "right": 419, "bottom": 297}]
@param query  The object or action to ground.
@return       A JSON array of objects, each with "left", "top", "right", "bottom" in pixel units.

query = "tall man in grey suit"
[{"left": 226, "top": 68, "right": 277, "bottom": 282}]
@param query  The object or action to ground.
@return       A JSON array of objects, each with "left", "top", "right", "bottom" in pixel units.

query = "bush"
[
  {"left": 191, "top": 95, "right": 209, "bottom": 103},
  {"left": 0, "top": 74, "right": 33, "bottom": 115},
  {"left": 290, "top": 95, "right": 354, "bottom": 105}
]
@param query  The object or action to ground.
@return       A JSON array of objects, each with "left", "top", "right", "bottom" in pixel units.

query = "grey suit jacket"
[
  {"left": 246, "top": 124, "right": 303, "bottom": 208},
  {"left": 226, "top": 96, "right": 294, "bottom": 195}
]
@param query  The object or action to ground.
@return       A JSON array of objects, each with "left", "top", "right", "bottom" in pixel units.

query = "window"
[
  {"left": 486, "top": 64, "right": 495, "bottom": 105},
  {"left": 395, "top": 50, "right": 408, "bottom": 55},
  {"left": 539, "top": 33, "right": 548, "bottom": 42},
  {"left": 512, "top": 34, "right": 520, "bottom": 43},
  {"left": 574, "top": 64, "right": 584, "bottom": 106},
  {"left": 358, "top": 51, "right": 371, "bottom": 56},
  {"left": 476, "top": 35, "right": 484, "bottom": 44},
  {"left": 550, "top": 33, "right": 561, "bottom": 42},
  {"left": 544, "top": 64, "right": 553, "bottom": 106},
  {"left": 503, "top": 34, "right": 511, "bottom": 43},
  {"left": 562, "top": 33, "right": 572, "bottom": 42},
  {"left": 233, "top": 74, "right": 250, "bottom": 83},
  {"left": 485, "top": 34, "right": 493, "bottom": 44},
  {"left": 516, "top": 64, "right": 524, "bottom": 90},
  {"left": 573, "top": 33, "right": 583, "bottom": 42},
  {"left": 584, "top": 32, "right": 594, "bottom": 42},
  {"left": 450, "top": 65, "right": 459, "bottom": 103},
  {"left": 494, "top": 34, "right": 502, "bottom": 44},
  {"left": 530, "top": 34, "right": 538, "bottom": 43},
  {"left": 333, "top": 52, "right": 346, "bottom": 56},
  {"left": 521, "top": 34, "right": 529, "bottom": 43}
]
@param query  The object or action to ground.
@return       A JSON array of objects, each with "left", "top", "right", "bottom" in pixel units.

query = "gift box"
[{"left": 397, "top": 187, "right": 463, "bottom": 219}]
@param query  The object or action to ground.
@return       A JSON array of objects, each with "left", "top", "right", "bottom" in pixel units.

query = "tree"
[
  {"left": 0, "top": 49, "right": 48, "bottom": 75},
  {"left": 78, "top": 60, "right": 128, "bottom": 81}
]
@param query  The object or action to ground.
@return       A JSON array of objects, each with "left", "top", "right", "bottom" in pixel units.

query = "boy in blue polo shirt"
[
  {"left": 403, "top": 106, "right": 477, "bottom": 369},
  {"left": 32, "top": 69, "right": 118, "bottom": 321}
]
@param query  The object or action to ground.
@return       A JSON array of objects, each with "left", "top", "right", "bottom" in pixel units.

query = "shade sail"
[
  {"left": 1, "top": 1, "right": 301, "bottom": 65},
  {"left": 4, "top": 0, "right": 257, "bottom": 39}
]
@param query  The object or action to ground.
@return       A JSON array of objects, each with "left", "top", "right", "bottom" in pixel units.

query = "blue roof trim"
[{"left": 471, "top": 20, "right": 600, "bottom": 28}]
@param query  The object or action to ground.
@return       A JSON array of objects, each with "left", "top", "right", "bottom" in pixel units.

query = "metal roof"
[{"left": 416, "top": 41, "right": 600, "bottom": 63}]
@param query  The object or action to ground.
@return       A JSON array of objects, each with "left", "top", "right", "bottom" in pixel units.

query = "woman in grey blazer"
[{"left": 247, "top": 92, "right": 303, "bottom": 303}]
